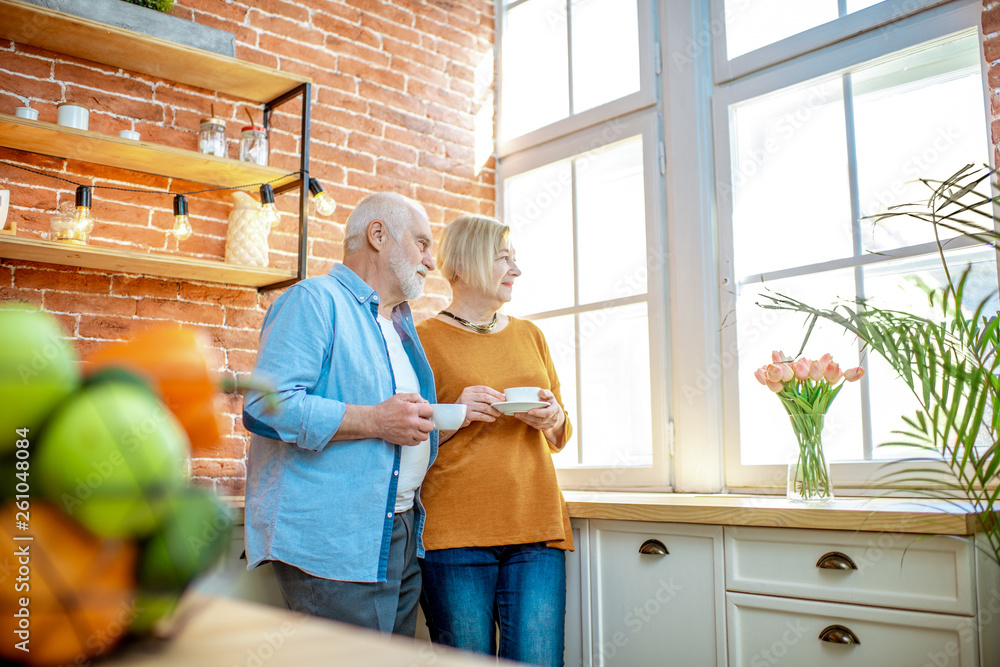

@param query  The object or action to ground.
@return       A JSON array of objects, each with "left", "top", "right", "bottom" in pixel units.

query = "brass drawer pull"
[
  {"left": 816, "top": 551, "right": 857, "bottom": 570},
  {"left": 639, "top": 539, "right": 669, "bottom": 555},
  {"left": 819, "top": 624, "right": 860, "bottom": 645}
]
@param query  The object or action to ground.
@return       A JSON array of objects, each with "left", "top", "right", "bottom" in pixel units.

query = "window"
[
  {"left": 496, "top": 0, "right": 667, "bottom": 488},
  {"left": 712, "top": 0, "right": 995, "bottom": 490}
]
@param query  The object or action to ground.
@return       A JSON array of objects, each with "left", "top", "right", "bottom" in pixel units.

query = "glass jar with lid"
[
  {"left": 239, "top": 125, "right": 268, "bottom": 166},
  {"left": 198, "top": 117, "right": 227, "bottom": 158}
]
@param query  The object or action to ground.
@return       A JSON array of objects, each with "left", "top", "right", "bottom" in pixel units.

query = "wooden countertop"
[
  {"left": 562, "top": 491, "right": 986, "bottom": 535},
  {"left": 104, "top": 593, "right": 502, "bottom": 666}
]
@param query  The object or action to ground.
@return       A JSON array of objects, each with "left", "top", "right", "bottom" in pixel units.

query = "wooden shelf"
[
  {"left": 0, "top": 115, "right": 299, "bottom": 190},
  {"left": 0, "top": 0, "right": 310, "bottom": 103},
  {"left": 0, "top": 233, "right": 295, "bottom": 287}
]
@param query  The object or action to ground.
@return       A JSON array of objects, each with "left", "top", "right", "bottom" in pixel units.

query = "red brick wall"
[
  {"left": 0, "top": 0, "right": 496, "bottom": 494},
  {"left": 985, "top": 0, "right": 1000, "bottom": 164}
]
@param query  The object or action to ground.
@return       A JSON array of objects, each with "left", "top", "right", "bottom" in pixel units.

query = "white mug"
[
  {"left": 504, "top": 387, "right": 542, "bottom": 403},
  {"left": 57, "top": 102, "right": 89, "bottom": 130},
  {"left": 0, "top": 189, "right": 10, "bottom": 231},
  {"left": 430, "top": 403, "right": 467, "bottom": 431},
  {"left": 14, "top": 107, "right": 38, "bottom": 120}
]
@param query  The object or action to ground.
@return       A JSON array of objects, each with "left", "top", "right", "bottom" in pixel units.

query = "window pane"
[
  {"left": 570, "top": 0, "right": 641, "bottom": 114},
  {"left": 862, "top": 247, "right": 999, "bottom": 459},
  {"left": 736, "top": 269, "right": 864, "bottom": 466},
  {"left": 724, "top": 0, "right": 838, "bottom": 59},
  {"left": 579, "top": 303, "right": 652, "bottom": 466},
  {"left": 501, "top": 0, "right": 569, "bottom": 139},
  {"left": 504, "top": 161, "right": 575, "bottom": 316},
  {"left": 853, "top": 32, "right": 988, "bottom": 252},
  {"left": 576, "top": 136, "right": 647, "bottom": 304},
  {"left": 730, "top": 78, "right": 852, "bottom": 278},
  {"left": 845, "top": 0, "right": 882, "bottom": 11},
  {"left": 532, "top": 314, "right": 580, "bottom": 467}
]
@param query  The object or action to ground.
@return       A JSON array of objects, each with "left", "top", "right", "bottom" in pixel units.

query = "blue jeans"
[{"left": 420, "top": 543, "right": 566, "bottom": 666}]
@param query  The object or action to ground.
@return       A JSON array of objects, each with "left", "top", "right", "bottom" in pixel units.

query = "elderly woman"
[{"left": 415, "top": 214, "right": 572, "bottom": 667}]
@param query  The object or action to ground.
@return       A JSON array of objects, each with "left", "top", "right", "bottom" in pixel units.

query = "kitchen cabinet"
[
  {"left": 566, "top": 518, "right": 592, "bottom": 667},
  {"left": 0, "top": 0, "right": 311, "bottom": 291},
  {"left": 587, "top": 519, "right": 726, "bottom": 666},
  {"left": 725, "top": 525, "right": 1000, "bottom": 667}
]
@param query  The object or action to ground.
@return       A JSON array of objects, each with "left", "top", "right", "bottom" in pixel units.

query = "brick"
[
  {"left": 180, "top": 284, "right": 259, "bottom": 309},
  {"left": 360, "top": 13, "right": 419, "bottom": 45},
  {"left": 385, "top": 124, "right": 444, "bottom": 154},
  {"left": 259, "top": 33, "right": 329, "bottom": 68},
  {"left": 111, "top": 275, "right": 180, "bottom": 299},
  {"left": 367, "top": 101, "right": 434, "bottom": 133},
  {"left": 313, "top": 12, "right": 381, "bottom": 50},
  {"left": 338, "top": 56, "right": 406, "bottom": 91},
  {"left": 0, "top": 287, "right": 43, "bottom": 307},
  {"left": 54, "top": 63, "right": 155, "bottom": 99},
  {"left": 77, "top": 314, "right": 139, "bottom": 341},
  {"left": 383, "top": 36, "right": 448, "bottom": 72},
  {"left": 0, "top": 71, "right": 62, "bottom": 102},
  {"left": 311, "top": 142, "right": 375, "bottom": 173},
  {"left": 985, "top": 4, "right": 1000, "bottom": 36},
  {"left": 17, "top": 268, "right": 110, "bottom": 293},
  {"left": 227, "top": 347, "right": 259, "bottom": 373},
  {"left": 376, "top": 158, "right": 443, "bottom": 189},
  {"left": 137, "top": 298, "right": 225, "bottom": 326},
  {"left": 190, "top": 458, "right": 246, "bottom": 478},
  {"left": 44, "top": 292, "right": 137, "bottom": 317},
  {"left": 214, "top": 475, "right": 247, "bottom": 496}
]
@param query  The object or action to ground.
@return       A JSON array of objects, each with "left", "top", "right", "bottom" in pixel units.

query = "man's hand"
[{"left": 373, "top": 393, "right": 434, "bottom": 446}]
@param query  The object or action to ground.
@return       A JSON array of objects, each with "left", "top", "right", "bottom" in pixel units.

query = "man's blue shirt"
[{"left": 242, "top": 263, "right": 438, "bottom": 582}]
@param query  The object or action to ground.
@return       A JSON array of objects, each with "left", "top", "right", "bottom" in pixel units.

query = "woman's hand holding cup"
[{"left": 455, "top": 385, "right": 506, "bottom": 426}]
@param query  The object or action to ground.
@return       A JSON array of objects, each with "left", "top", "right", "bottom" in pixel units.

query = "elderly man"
[{"left": 242, "top": 191, "right": 437, "bottom": 635}]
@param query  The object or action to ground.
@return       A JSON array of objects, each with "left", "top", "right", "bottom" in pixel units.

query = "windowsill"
[
  {"left": 562, "top": 490, "right": 986, "bottom": 535},
  {"left": 222, "top": 491, "right": 987, "bottom": 535}
]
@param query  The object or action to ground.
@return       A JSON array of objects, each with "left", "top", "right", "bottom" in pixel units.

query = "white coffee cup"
[
  {"left": 504, "top": 386, "right": 542, "bottom": 403},
  {"left": 57, "top": 102, "right": 89, "bottom": 130},
  {"left": 14, "top": 107, "right": 38, "bottom": 120},
  {"left": 430, "top": 403, "right": 467, "bottom": 431}
]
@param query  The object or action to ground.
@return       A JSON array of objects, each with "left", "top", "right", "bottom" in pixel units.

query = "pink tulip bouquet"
[{"left": 754, "top": 351, "right": 865, "bottom": 500}]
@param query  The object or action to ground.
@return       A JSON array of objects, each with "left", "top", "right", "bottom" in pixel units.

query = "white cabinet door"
[
  {"left": 589, "top": 520, "right": 726, "bottom": 667},
  {"left": 565, "top": 518, "right": 592, "bottom": 667}
]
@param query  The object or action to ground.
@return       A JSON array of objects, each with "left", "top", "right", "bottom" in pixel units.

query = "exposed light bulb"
[
  {"left": 259, "top": 184, "right": 281, "bottom": 227},
  {"left": 171, "top": 194, "right": 192, "bottom": 241},
  {"left": 308, "top": 178, "right": 336, "bottom": 216},
  {"left": 68, "top": 185, "right": 94, "bottom": 241}
]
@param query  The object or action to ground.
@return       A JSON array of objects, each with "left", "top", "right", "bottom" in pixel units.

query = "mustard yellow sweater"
[{"left": 416, "top": 316, "right": 574, "bottom": 551}]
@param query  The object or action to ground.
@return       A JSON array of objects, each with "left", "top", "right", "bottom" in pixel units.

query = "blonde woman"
[{"left": 416, "top": 215, "right": 572, "bottom": 667}]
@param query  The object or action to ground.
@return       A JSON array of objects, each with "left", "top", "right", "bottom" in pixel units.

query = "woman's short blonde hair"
[{"left": 438, "top": 214, "right": 512, "bottom": 294}]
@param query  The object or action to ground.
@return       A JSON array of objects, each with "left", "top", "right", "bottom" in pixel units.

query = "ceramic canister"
[{"left": 56, "top": 102, "right": 89, "bottom": 130}]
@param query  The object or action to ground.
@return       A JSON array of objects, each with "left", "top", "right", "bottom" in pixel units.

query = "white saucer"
[{"left": 491, "top": 401, "right": 547, "bottom": 415}]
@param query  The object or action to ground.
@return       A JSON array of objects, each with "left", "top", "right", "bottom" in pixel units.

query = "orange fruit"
[
  {"left": 0, "top": 502, "right": 137, "bottom": 666},
  {"left": 82, "top": 324, "right": 223, "bottom": 455}
]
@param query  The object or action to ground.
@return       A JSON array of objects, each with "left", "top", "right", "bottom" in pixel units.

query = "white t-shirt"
[{"left": 378, "top": 315, "right": 431, "bottom": 512}]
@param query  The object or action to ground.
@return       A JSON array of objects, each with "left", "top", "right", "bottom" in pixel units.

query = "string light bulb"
[
  {"left": 171, "top": 194, "right": 192, "bottom": 241},
  {"left": 258, "top": 184, "right": 281, "bottom": 227},
  {"left": 308, "top": 178, "right": 336, "bottom": 216},
  {"left": 70, "top": 185, "right": 95, "bottom": 239}
]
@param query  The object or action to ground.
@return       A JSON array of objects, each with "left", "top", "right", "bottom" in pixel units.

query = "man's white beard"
[{"left": 388, "top": 243, "right": 425, "bottom": 301}]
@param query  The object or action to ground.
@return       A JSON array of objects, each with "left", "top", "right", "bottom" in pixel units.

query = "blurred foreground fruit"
[
  {"left": 36, "top": 380, "right": 188, "bottom": 538},
  {"left": 0, "top": 502, "right": 137, "bottom": 666},
  {"left": 131, "top": 489, "right": 233, "bottom": 634},
  {"left": 83, "top": 325, "right": 224, "bottom": 455},
  {"left": 0, "top": 305, "right": 80, "bottom": 454}
]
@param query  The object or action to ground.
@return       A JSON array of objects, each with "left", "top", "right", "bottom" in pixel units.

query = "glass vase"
[{"left": 786, "top": 413, "right": 834, "bottom": 502}]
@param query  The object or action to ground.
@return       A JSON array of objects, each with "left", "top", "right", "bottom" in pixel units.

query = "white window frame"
[
  {"left": 497, "top": 111, "right": 670, "bottom": 489},
  {"left": 495, "top": 0, "right": 670, "bottom": 489},
  {"left": 710, "top": 0, "right": 993, "bottom": 492}
]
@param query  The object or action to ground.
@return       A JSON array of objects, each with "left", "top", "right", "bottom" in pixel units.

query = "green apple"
[
  {"left": 138, "top": 488, "right": 233, "bottom": 591},
  {"left": 36, "top": 380, "right": 189, "bottom": 538},
  {"left": 0, "top": 305, "right": 80, "bottom": 453}
]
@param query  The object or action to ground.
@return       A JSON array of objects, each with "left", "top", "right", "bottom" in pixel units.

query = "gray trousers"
[{"left": 271, "top": 509, "right": 420, "bottom": 636}]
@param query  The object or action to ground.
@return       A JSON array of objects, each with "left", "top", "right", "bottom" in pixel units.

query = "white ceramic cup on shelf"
[
  {"left": 56, "top": 102, "right": 89, "bottom": 130},
  {"left": 118, "top": 130, "right": 140, "bottom": 140},
  {"left": 503, "top": 387, "right": 542, "bottom": 403},
  {"left": 430, "top": 403, "right": 467, "bottom": 431},
  {"left": 14, "top": 107, "right": 38, "bottom": 120}
]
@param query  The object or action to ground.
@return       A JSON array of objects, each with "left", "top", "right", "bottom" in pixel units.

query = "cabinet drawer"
[
  {"left": 725, "top": 526, "right": 974, "bottom": 614},
  {"left": 727, "top": 592, "right": 977, "bottom": 667}
]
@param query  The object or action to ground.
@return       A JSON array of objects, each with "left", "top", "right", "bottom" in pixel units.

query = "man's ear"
[{"left": 367, "top": 220, "right": 388, "bottom": 251}]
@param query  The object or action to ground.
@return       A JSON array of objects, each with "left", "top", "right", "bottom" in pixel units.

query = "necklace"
[{"left": 439, "top": 310, "right": 498, "bottom": 334}]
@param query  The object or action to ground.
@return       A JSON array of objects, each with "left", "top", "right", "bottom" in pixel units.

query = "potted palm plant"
[{"left": 758, "top": 164, "right": 1000, "bottom": 563}]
